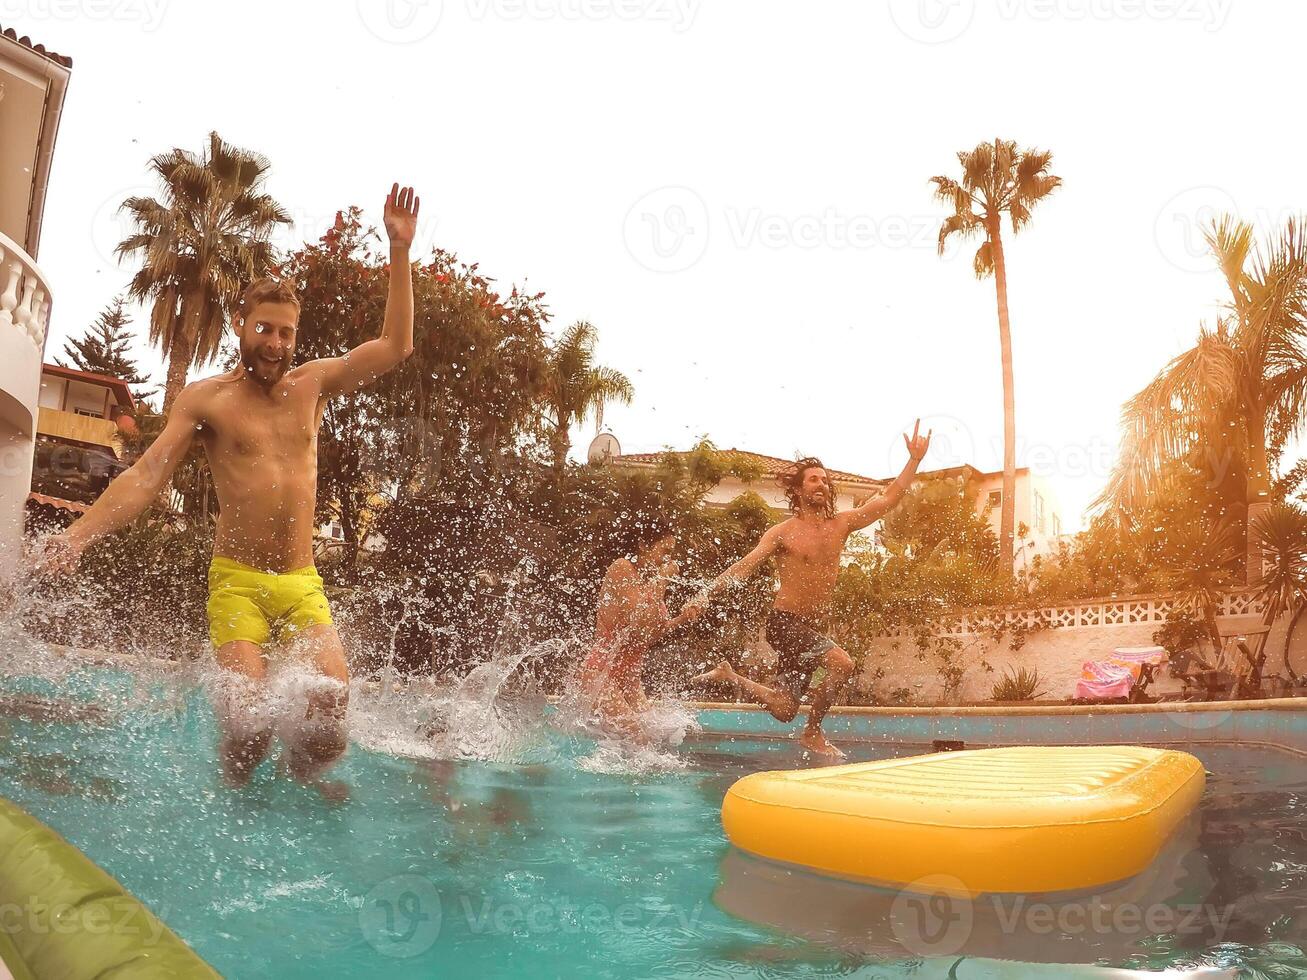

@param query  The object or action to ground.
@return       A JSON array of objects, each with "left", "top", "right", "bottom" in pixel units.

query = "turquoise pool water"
[{"left": 0, "top": 662, "right": 1305, "bottom": 978}]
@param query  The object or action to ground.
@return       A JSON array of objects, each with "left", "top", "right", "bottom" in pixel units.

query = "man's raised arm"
[
  {"left": 316, "top": 183, "right": 419, "bottom": 398},
  {"left": 843, "top": 420, "right": 932, "bottom": 532},
  {"left": 38, "top": 389, "right": 202, "bottom": 573},
  {"left": 687, "top": 523, "right": 785, "bottom": 613}
]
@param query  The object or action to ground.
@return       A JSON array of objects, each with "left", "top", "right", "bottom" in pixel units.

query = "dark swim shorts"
[{"left": 765, "top": 610, "right": 835, "bottom": 702}]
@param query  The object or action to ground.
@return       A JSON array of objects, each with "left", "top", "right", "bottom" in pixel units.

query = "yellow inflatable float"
[{"left": 721, "top": 745, "right": 1205, "bottom": 896}]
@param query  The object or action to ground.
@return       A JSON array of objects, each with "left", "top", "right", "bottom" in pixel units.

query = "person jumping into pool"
[
  {"left": 575, "top": 512, "right": 698, "bottom": 741},
  {"left": 38, "top": 184, "right": 421, "bottom": 795},
  {"left": 690, "top": 422, "right": 931, "bottom": 757}
]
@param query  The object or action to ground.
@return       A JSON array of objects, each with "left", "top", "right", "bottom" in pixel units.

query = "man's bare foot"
[
  {"left": 693, "top": 660, "right": 736, "bottom": 686},
  {"left": 798, "top": 729, "right": 846, "bottom": 759}
]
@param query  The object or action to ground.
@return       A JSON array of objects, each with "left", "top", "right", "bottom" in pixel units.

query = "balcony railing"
[
  {"left": 37, "top": 407, "right": 122, "bottom": 453},
  {"left": 0, "top": 230, "right": 51, "bottom": 354}
]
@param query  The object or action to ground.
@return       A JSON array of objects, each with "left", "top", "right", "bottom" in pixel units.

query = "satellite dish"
[{"left": 588, "top": 432, "right": 621, "bottom": 465}]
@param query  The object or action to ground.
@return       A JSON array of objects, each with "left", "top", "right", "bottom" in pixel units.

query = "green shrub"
[{"left": 990, "top": 665, "right": 1045, "bottom": 701}]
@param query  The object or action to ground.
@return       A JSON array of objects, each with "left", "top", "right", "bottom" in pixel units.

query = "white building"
[
  {"left": 603, "top": 438, "right": 1066, "bottom": 570},
  {"left": 0, "top": 24, "right": 71, "bottom": 578},
  {"left": 609, "top": 447, "right": 887, "bottom": 515},
  {"left": 906, "top": 464, "right": 1067, "bottom": 567}
]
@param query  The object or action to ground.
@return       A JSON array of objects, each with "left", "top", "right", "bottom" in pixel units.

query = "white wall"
[
  {"left": 970, "top": 470, "right": 1065, "bottom": 565},
  {"left": 37, "top": 374, "right": 65, "bottom": 409},
  {"left": 62, "top": 379, "right": 110, "bottom": 418},
  {"left": 849, "top": 593, "right": 1287, "bottom": 705},
  {"left": 0, "top": 320, "right": 41, "bottom": 582}
]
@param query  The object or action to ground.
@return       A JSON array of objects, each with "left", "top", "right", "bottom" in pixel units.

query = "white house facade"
[{"left": 0, "top": 24, "right": 71, "bottom": 579}]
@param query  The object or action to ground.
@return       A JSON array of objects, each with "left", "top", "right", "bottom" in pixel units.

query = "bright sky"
[{"left": 23, "top": 0, "right": 1307, "bottom": 529}]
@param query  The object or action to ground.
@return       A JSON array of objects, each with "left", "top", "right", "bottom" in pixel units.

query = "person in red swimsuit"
[{"left": 576, "top": 514, "right": 698, "bottom": 740}]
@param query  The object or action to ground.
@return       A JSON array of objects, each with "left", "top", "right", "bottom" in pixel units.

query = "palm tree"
[
  {"left": 541, "top": 321, "right": 633, "bottom": 477},
  {"left": 1155, "top": 511, "right": 1242, "bottom": 656},
  {"left": 1099, "top": 216, "right": 1307, "bottom": 582},
  {"left": 117, "top": 131, "right": 290, "bottom": 414},
  {"left": 1250, "top": 502, "right": 1307, "bottom": 688},
  {"left": 932, "top": 139, "right": 1061, "bottom": 571}
]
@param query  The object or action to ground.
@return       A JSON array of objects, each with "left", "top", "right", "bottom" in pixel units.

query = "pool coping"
[
  {"left": 688, "top": 696, "right": 1307, "bottom": 715},
  {"left": 26, "top": 643, "right": 1307, "bottom": 756}
]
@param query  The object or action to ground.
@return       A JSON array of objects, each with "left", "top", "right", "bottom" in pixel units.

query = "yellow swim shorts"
[{"left": 206, "top": 556, "right": 334, "bottom": 649}]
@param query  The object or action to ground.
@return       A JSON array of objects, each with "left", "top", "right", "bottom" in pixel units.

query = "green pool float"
[{"left": 0, "top": 796, "right": 217, "bottom": 979}]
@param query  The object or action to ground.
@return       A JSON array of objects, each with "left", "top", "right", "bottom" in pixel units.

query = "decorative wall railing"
[
  {"left": 935, "top": 590, "right": 1268, "bottom": 637},
  {"left": 0, "top": 230, "right": 51, "bottom": 353}
]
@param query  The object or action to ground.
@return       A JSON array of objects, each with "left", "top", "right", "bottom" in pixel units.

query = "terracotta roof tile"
[
  {"left": 27, "top": 491, "right": 89, "bottom": 513},
  {"left": 613, "top": 448, "right": 886, "bottom": 489},
  {"left": 1, "top": 24, "right": 74, "bottom": 69}
]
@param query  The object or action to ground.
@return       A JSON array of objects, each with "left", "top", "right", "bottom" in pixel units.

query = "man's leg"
[
  {"left": 283, "top": 624, "right": 350, "bottom": 786},
  {"left": 797, "top": 646, "right": 855, "bottom": 758},
  {"left": 693, "top": 660, "right": 801, "bottom": 722},
  {"left": 213, "top": 641, "right": 273, "bottom": 786}
]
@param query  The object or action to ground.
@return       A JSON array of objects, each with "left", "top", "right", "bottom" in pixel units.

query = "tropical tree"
[
  {"left": 59, "top": 296, "right": 153, "bottom": 398},
  {"left": 541, "top": 321, "right": 633, "bottom": 477},
  {"left": 1099, "top": 217, "right": 1307, "bottom": 582},
  {"left": 116, "top": 131, "right": 290, "bottom": 414},
  {"left": 1249, "top": 502, "right": 1307, "bottom": 688},
  {"left": 931, "top": 139, "right": 1061, "bottom": 571}
]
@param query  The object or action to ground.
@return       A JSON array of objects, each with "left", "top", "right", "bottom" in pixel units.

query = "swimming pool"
[{"left": 0, "top": 652, "right": 1304, "bottom": 978}]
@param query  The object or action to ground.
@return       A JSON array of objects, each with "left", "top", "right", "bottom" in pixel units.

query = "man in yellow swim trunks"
[{"left": 40, "top": 184, "right": 421, "bottom": 793}]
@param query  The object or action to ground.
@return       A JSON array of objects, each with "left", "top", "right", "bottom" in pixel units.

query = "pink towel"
[
  {"left": 1075, "top": 659, "right": 1137, "bottom": 699},
  {"left": 1073, "top": 647, "right": 1167, "bottom": 699}
]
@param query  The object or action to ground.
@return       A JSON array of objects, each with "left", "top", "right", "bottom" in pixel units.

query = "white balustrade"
[
  {"left": 0, "top": 231, "right": 52, "bottom": 354},
  {"left": 933, "top": 589, "right": 1266, "bottom": 637}
]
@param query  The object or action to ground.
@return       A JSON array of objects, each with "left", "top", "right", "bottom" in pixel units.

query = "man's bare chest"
[
  {"left": 779, "top": 526, "right": 844, "bottom": 568},
  {"left": 201, "top": 393, "right": 321, "bottom": 459}
]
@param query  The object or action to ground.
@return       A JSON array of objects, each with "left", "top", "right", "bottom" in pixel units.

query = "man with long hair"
[{"left": 691, "top": 422, "right": 931, "bottom": 756}]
